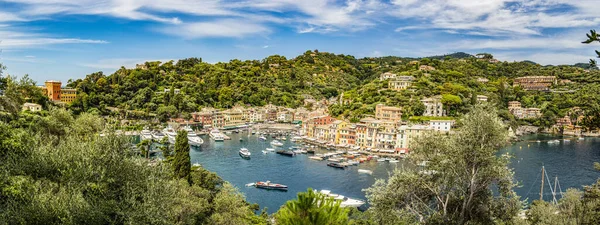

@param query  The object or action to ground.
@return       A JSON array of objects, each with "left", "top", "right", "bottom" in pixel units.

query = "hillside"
[{"left": 65, "top": 51, "right": 600, "bottom": 129}]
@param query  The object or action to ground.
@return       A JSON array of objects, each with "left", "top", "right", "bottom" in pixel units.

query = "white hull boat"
[
  {"left": 357, "top": 169, "right": 373, "bottom": 175},
  {"left": 318, "top": 190, "right": 365, "bottom": 208},
  {"left": 271, "top": 140, "right": 284, "bottom": 147}
]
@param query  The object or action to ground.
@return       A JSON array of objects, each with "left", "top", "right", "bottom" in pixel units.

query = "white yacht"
[
  {"left": 183, "top": 126, "right": 204, "bottom": 146},
  {"left": 318, "top": 190, "right": 365, "bottom": 208},
  {"left": 140, "top": 129, "right": 153, "bottom": 141},
  {"left": 239, "top": 148, "right": 251, "bottom": 158},
  {"left": 271, "top": 140, "right": 284, "bottom": 147},
  {"left": 162, "top": 127, "right": 177, "bottom": 144},
  {"left": 152, "top": 131, "right": 166, "bottom": 141},
  {"left": 265, "top": 148, "right": 275, "bottom": 152},
  {"left": 209, "top": 129, "right": 225, "bottom": 142},
  {"left": 259, "top": 136, "right": 267, "bottom": 141}
]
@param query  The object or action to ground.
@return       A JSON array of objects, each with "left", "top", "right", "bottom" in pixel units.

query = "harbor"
[{"left": 137, "top": 129, "right": 600, "bottom": 214}]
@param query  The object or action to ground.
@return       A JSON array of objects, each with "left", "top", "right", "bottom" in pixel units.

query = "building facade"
[
  {"left": 40, "top": 80, "right": 77, "bottom": 104},
  {"left": 421, "top": 96, "right": 446, "bottom": 117},
  {"left": 375, "top": 104, "right": 403, "bottom": 122},
  {"left": 388, "top": 76, "right": 415, "bottom": 91}
]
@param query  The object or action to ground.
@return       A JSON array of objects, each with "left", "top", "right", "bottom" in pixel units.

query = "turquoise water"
[
  {"left": 145, "top": 132, "right": 600, "bottom": 213},
  {"left": 500, "top": 135, "right": 600, "bottom": 203},
  {"left": 189, "top": 132, "right": 398, "bottom": 214}
]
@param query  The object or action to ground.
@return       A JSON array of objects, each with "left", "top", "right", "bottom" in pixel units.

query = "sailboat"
[{"left": 538, "top": 166, "right": 564, "bottom": 204}]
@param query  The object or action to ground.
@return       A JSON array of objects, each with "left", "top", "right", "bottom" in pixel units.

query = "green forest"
[{"left": 60, "top": 50, "right": 600, "bottom": 130}]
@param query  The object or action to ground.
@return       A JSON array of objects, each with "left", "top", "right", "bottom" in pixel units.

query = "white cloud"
[
  {"left": 159, "top": 19, "right": 270, "bottom": 38},
  {"left": 0, "top": 26, "right": 108, "bottom": 49}
]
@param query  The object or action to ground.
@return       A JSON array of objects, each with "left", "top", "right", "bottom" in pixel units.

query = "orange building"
[{"left": 40, "top": 80, "right": 77, "bottom": 104}]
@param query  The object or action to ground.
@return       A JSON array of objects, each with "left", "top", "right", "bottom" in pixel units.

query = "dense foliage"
[
  {"left": 0, "top": 64, "right": 266, "bottom": 224},
  {"left": 63, "top": 51, "right": 600, "bottom": 130},
  {"left": 275, "top": 189, "right": 349, "bottom": 225},
  {"left": 365, "top": 105, "right": 521, "bottom": 224}
]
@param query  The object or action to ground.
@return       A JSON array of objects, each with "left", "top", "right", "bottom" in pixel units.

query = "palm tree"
[
  {"left": 136, "top": 139, "right": 151, "bottom": 158},
  {"left": 275, "top": 188, "right": 349, "bottom": 225}
]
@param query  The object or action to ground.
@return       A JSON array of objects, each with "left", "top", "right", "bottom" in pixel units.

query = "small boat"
[
  {"left": 306, "top": 149, "right": 315, "bottom": 154},
  {"left": 358, "top": 169, "right": 373, "bottom": 175},
  {"left": 309, "top": 156, "right": 324, "bottom": 161},
  {"left": 255, "top": 181, "right": 288, "bottom": 191},
  {"left": 259, "top": 136, "right": 267, "bottom": 141},
  {"left": 281, "top": 137, "right": 287, "bottom": 141},
  {"left": 245, "top": 183, "right": 255, "bottom": 187},
  {"left": 327, "top": 162, "right": 346, "bottom": 169},
  {"left": 389, "top": 159, "right": 399, "bottom": 163},
  {"left": 579, "top": 137, "right": 585, "bottom": 140},
  {"left": 327, "top": 157, "right": 343, "bottom": 162},
  {"left": 276, "top": 150, "right": 295, "bottom": 156},
  {"left": 271, "top": 140, "right": 284, "bottom": 147},
  {"left": 266, "top": 148, "right": 275, "bottom": 152},
  {"left": 262, "top": 150, "right": 268, "bottom": 154},
  {"left": 239, "top": 148, "right": 251, "bottom": 158},
  {"left": 536, "top": 140, "right": 541, "bottom": 143},
  {"left": 564, "top": 139, "right": 570, "bottom": 142},
  {"left": 377, "top": 158, "right": 386, "bottom": 162}
]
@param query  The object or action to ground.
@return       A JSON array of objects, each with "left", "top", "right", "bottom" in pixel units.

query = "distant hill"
[
  {"left": 425, "top": 52, "right": 474, "bottom": 60},
  {"left": 573, "top": 63, "right": 598, "bottom": 70}
]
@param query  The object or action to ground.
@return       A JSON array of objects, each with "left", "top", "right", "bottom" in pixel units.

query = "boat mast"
[
  {"left": 552, "top": 176, "right": 558, "bottom": 204},
  {"left": 540, "top": 166, "right": 545, "bottom": 201}
]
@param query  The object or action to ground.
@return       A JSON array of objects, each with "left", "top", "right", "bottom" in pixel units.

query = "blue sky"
[{"left": 0, "top": 0, "right": 599, "bottom": 83}]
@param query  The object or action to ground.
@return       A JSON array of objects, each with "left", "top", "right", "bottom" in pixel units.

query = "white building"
[
  {"left": 421, "top": 96, "right": 446, "bottom": 117},
  {"left": 379, "top": 72, "right": 397, "bottom": 81},
  {"left": 477, "top": 95, "right": 488, "bottom": 102},
  {"left": 429, "top": 120, "right": 455, "bottom": 132},
  {"left": 164, "top": 88, "right": 181, "bottom": 94},
  {"left": 389, "top": 76, "right": 415, "bottom": 91},
  {"left": 22, "top": 103, "right": 42, "bottom": 112}
]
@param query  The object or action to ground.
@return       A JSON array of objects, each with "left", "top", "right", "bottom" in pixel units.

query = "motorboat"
[
  {"left": 291, "top": 136, "right": 302, "bottom": 142},
  {"left": 346, "top": 160, "right": 359, "bottom": 166},
  {"left": 281, "top": 137, "right": 287, "bottom": 141},
  {"left": 389, "top": 159, "right": 399, "bottom": 163},
  {"left": 183, "top": 126, "right": 204, "bottom": 146},
  {"left": 358, "top": 169, "right": 373, "bottom": 175},
  {"left": 259, "top": 136, "right": 267, "bottom": 141},
  {"left": 377, "top": 158, "right": 387, "bottom": 162},
  {"left": 328, "top": 157, "right": 343, "bottom": 162},
  {"left": 265, "top": 148, "right": 275, "bottom": 152},
  {"left": 140, "top": 129, "right": 153, "bottom": 141},
  {"left": 209, "top": 129, "right": 225, "bottom": 142},
  {"left": 254, "top": 181, "right": 288, "bottom": 191},
  {"left": 318, "top": 190, "right": 365, "bottom": 208},
  {"left": 327, "top": 162, "right": 346, "bottom": 169},
  {"left": 271, "top": 140, "right": 284, "bottom": 147},
  {"left": 579, "top": 137, "right": 585, "bottom": 140},
  {"left": 309, "top": 156, "right": 324, "bottom": 161},
  {"left": 152, "top": 131, "right": 166, "bottom": 142},
  {"left": 262, "top": 150, "right": 268, "bottom": 154},
  {"left": 276, "top": 150, "right": 295, "bottom": 157},
  {"left": 162, "top": 127, "right": 177, "bottom": 144},
  {"left": 293, "top": 150, "right": 307, "bottom": 154},
  {"left": 239, "top": 148, "right": 251, "bottom": 158}
]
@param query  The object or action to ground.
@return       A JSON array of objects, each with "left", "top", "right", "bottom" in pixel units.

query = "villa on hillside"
[
  {"left": 389, "top": 76, "right": 415, "bottom": 91},
  {"left": 513, "top": 76, "right": 556, "bottom": 91},
  {"left": 421, "top": 96, "right": 446, "bottom": 117}
]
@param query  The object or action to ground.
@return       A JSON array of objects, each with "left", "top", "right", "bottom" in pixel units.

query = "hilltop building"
[
  {"left": 379, "top": 72, "right": 397, "bottom": 81},
  {"left": 39, "top": 80, "right": 77, "bottom": 104}
]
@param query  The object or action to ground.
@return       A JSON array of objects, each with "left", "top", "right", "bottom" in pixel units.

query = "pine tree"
[{"left": 173, "top": 130, "right": 191, "bottom": 184}]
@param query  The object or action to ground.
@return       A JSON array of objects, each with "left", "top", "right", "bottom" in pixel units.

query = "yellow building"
[{"left": 39, "top": 80, "right": 77, "bottom": 104}]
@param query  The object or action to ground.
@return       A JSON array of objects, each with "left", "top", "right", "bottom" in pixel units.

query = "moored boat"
[
  {"left": 209, "top": 129, "right": 225, "bottom": 142},
  {"left": 318, "top": 190, "right": 365, "bottom": 208},
  {"left": 255, "top": 181, "right": 288, "bottom": 191},
  {"left": 239, "top": 148, "right": 251, "bottom": 158},
  {"left": 259, "top": 136, "right": 267, "bottom": 141},
  {"left": 358, "top": 169, "right": 373, "bottom": 175},
  {"left": 271, "top": 140, "right": 284, "bottom": 147},
  {"left": 327, "top": 162, "right": 346, "bottom": 169},
  {"left": 276, "top": 150, "right": 295, "bottom": 156},
  {"left": 184, "top": 126, "right": 204, "bottom": 146},
  {"left": 265, "top": 148, "right": 275, "bottom": 152}
]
